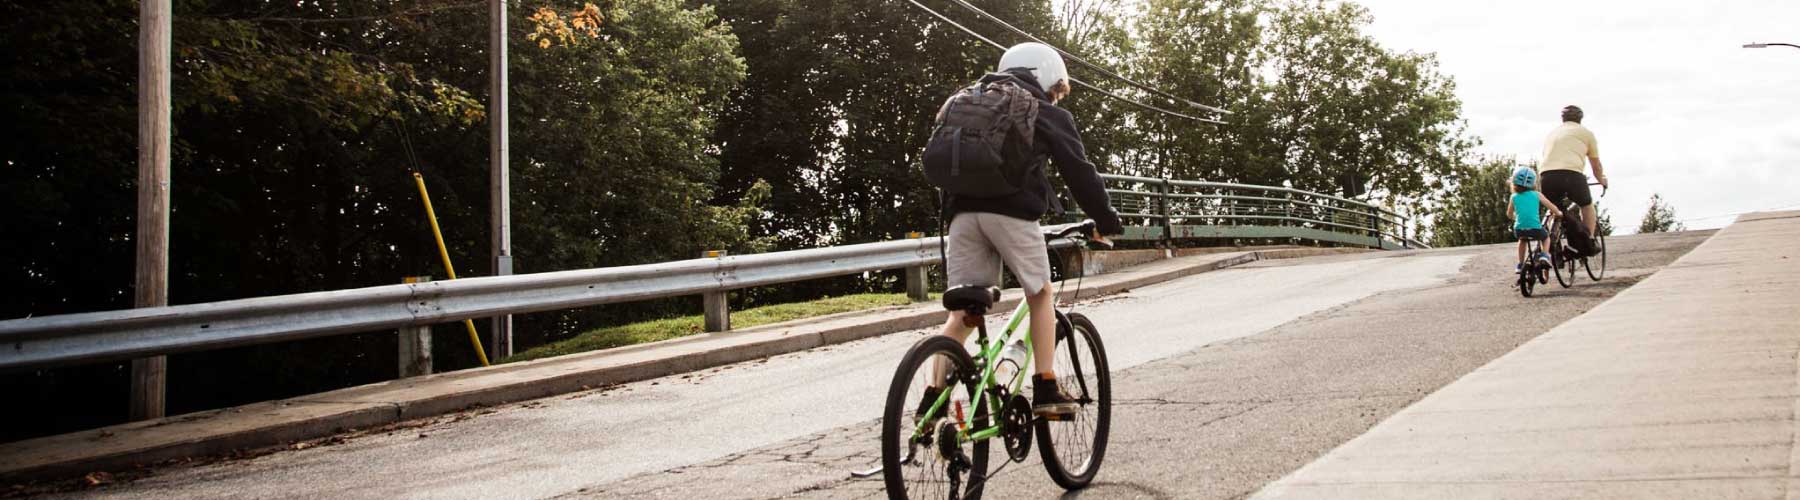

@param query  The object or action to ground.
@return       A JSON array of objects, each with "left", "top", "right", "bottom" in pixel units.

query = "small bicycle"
[
  {"left": 1517, "top": 234, "right": 1551, "bottom": 297},
  {"left": 1547, "top": 182, "right": 1609, "bottom": 288},
  {"left": 868, "top": 220, "right": 1112, "bottom": 500}
]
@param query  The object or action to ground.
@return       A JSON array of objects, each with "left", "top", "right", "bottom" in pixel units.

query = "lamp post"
[{"left": 1743, "top": 42, "right": 1800, "bottom": 50}]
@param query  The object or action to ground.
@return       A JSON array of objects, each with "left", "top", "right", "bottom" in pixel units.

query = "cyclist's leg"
[
  {"left": 1582, "top": 203, "right": 1598, "bottom": 239},
  {"left": 937, "top": 213, "right": 1002, "bottom": 387},
  {"left": 973, "top": 213, "right": 1054, "bottom": 377}
]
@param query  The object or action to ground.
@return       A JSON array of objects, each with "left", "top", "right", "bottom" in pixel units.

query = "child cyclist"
[
  {"left": 1508, "top": 166, "right": 1562, "bottom": 273},
  {"left": 929, "top": 43, "right": 1124, "bottom": 418}
]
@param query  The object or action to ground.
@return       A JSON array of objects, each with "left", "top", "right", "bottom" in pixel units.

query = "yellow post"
[{"left": 411, "top": 172, "right": 491, "bottom": 367}]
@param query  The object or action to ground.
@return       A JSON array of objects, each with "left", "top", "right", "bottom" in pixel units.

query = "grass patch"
[{"left": 503, "top": 292, "right": 934, "bottom": 363}]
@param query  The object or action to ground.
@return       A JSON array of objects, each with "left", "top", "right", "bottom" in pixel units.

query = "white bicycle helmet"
[{"left": 997, "top": 42, "right": 1069, "bottom": 95}]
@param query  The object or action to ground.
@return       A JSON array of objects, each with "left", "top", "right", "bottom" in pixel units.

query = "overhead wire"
[
  {"left": 942, "top": 0, "right": 1230, "bottom": 115},
  {"left": 897, "top": 0, "right": 1226, "bottom": 125}
]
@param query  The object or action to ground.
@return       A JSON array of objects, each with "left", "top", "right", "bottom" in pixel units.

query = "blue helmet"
[{"left": 1512, "top": 166, "right": 1537, "bottom": 188}]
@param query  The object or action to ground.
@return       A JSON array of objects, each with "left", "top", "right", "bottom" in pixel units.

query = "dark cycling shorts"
[
  {"left": 1540, "top": 170, "right": 1592, "bottom": 208},
  {"left": 1515, "top": 228, "right": 1547, "bottom": 240}
]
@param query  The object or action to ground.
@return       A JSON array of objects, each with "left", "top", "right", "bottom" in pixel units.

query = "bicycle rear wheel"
[
  {"left": 1036, "top": 313, "right": 1111, "bottom": 490},
  {"left": 883, "top": 335, "right": 990, "bottom": 500},
  {"left": 1585, "top": 232, "right": 1607, "bottom": 281}
]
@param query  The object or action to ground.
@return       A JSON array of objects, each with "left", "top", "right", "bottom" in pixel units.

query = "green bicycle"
[{"left": 875, "top": 221, "right": 1113, "bottom": 500}]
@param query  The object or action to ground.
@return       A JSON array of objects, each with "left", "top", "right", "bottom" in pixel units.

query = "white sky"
[{"left": 1352, "top": 0, "right": 1800, "bottom": 231}]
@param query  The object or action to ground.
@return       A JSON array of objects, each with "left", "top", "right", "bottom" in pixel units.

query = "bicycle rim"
[
  {"left": 1036, "top": 313, "right": 1111, "bottom": 489},
  {"left": 882, "top": 336, "right": 990, "bottom": 500},
  {"left": 1585, "top": 233, "right": 1606, "bottom": 281}
]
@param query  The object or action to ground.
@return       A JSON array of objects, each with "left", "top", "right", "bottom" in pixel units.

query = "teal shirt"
[{"left": 1513, "top": 191, "right": 1544, "bottom": 230}]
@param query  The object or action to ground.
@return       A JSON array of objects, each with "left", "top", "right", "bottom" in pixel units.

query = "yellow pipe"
[{"left": 411, "top": 172, "right": 491, "bottom": 367}]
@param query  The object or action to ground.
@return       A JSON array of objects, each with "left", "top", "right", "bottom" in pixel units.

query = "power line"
[
  {"left": 897, "top": 0, "right": 1225, "bottom": 125},
  {"left": 943, "top": 0, "right": 1230, "bottom": 115}
]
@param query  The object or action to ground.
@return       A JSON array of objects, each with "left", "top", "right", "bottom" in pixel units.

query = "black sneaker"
[
  {"left": 1032, "top": 374, "right": 1078, "bottom": 419},
  {"left": 914, "top": 386, "right": 945, "bottom": 422}
]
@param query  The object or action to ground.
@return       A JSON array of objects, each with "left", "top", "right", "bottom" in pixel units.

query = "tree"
[
  {"left": 1596, "top": 206, "right": 1615, "bottom": 236},
  {"left": 1638, "top": 193, "right": 1685, "bottom": 233},
  {"left": 0, "top": 0, "right": 753, "bottom": 441},
  {"left": 1428, "top": 159, "right": 1514, "bottom": 247}
]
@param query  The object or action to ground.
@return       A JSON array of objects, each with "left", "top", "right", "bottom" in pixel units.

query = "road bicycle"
[
  {"left": 868, "top": 220, "right": 1112, "bottom": 500},
  {"left": 1546, "top": 182, "right": 1608, "bottom": 288}
]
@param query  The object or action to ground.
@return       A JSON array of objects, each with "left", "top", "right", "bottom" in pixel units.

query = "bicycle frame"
[{"left": 913, "top": 297, "right": 1036, "bottom": 444}]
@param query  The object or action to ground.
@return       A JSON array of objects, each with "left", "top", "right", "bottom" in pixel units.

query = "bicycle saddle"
[{"left": 942, "top": 285, "right": 1001, "bottom": 313}]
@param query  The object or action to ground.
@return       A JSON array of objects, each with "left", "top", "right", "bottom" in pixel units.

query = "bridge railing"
[{"left": 1086, "top": 174, "right": 1428, "bottom": 250}]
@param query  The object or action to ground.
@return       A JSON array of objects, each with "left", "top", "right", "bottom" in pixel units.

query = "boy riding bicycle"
[
  {"left": 1509, "top": 166, "right": 1563, "bottom": 272},
  {"left": 922, "top": 43, "right": 1123, "bottom": 419}
]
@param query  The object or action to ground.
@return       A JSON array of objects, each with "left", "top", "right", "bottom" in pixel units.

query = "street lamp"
[{"left": 1743, "top": 42, "right": 1800, "bottom": 50}]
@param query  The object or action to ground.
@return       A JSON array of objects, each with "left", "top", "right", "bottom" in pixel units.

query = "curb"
[{"left": 0, "top": 247, "right": 1358, "bottom": 482}]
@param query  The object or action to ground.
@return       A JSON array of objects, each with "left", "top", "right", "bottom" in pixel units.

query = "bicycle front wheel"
[
  {"left": 882, "top": 335, "right": 990, "bottom": 500},
  {"left": 1036, "top": 313, "right": 1112, "bottom": 490},
  {"left": 1585, "top": 232, "right": 1607, "bottom": 281}
]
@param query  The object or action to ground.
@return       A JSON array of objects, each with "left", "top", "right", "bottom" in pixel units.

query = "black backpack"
[
  {"left": 921, "top": 75, "right": 1040, "bottom": 198},
  {"left": 1562, "top": 210, "right": 1596, "bottom": 256}
]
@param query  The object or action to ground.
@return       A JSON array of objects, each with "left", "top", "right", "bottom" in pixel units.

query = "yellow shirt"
[{"left": 1540, "top": 122, "right": 1599, "bottom": 174}]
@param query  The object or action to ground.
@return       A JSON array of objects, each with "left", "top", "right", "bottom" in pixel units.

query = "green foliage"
[
  {"left": 1429, "top": 159, "right": 1515, "bottom": 247},
  {"left": 1638, "top": 193, "right": 1685, "bottom": 233},
  {"left": 1596, "top": 206, "right": 1615, "bottom": 236},
  {"left": 0, "top": 0, "right": 753, "bottom": 437},
  {"left": 504, "top": 292, "right": 929, "bottom": 362}
]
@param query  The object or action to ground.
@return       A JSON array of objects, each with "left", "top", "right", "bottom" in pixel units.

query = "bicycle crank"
[{"left": 1001, "top": 394, "right": 1033, "bottom": 462}]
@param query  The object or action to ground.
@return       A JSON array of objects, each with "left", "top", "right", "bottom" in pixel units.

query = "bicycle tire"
[
  {"left": 1547, "top": 219, "right": 1572, "bottom": 288},
  {"left": 1519, "top": 268, "right": 1534, "bottom": 297},
  {"left": 882, "top": 335, "right": 990, "bottom": 500},
  {"left": 1036, "top": 313, "right": 1111, "bottom": 490},
  {"left": 1585, "top": 232, "right": 1606, "bottom": 281}
]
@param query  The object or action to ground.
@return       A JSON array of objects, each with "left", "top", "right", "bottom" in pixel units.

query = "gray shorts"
[{"left": 946, "top": 212, "right": 1050, "bottom": 295}]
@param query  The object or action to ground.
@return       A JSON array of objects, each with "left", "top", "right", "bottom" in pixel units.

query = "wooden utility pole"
[
  {"left": 131, "top": 0, "right": 172, "bottom": 421},
  {"left": 489, "top": 0, "right": 514, "bottom": 359}
]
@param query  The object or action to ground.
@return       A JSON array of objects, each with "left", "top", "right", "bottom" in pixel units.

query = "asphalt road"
[{"left": 56, "top": 230, "right": 1711, "bottom": 500}]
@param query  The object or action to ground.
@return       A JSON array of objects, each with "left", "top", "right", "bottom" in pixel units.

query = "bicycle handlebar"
[{"left": 1041, "top": 220, "right": 1114, "bottom": 249}]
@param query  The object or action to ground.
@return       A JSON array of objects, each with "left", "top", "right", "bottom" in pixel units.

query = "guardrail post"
[
  {"left": 1369, "top": 211, "right": 1382, "bottom": 249},
  {"left": 904, "top": 232, "right": 930, "bottom": 302},
  {"left": 1158, "top": 178, "right": 1173, "bottom": 248},
  {"left": 398, "top": 276, "right": 433, "bottom": 378},
  {"left": 703, "top": 250, "right": 731, "bottom": 332}
]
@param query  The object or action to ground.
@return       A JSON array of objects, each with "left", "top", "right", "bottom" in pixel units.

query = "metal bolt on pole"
[
  {"left": 904, "top": 232, "right": 930, "bottom": 302},
  {"left": 398, "top": 276, "right": 434, "bottom": 378},
  {"left": 703, "top": 250, "right": 730, "bottom": 332}
]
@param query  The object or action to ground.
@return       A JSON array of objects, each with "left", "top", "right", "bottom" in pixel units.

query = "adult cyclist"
[{"left": 1538, "top": 105, "right": 1608, "bottom": 252}]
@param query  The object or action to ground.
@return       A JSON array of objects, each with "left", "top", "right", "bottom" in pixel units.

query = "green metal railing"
[{"left": 1079, "top": 174, "right": 1428, "bottom": 250}]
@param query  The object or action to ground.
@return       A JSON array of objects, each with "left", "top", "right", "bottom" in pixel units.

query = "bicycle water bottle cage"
[{"left": 943, "top": 285, "right": 1002, "bottom": 318}]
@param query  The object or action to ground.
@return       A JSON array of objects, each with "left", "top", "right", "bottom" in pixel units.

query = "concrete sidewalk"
[
  {"left": 1255, "top": 211, "right": 1800, "bottom": 499},
  {"left": 0, "top": 246, "right": 1359, "bottom": 482}
]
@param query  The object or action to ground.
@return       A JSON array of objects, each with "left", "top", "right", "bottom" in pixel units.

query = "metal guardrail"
[
  {"left": 1088, "top": 174, "right": 1429, "bottom": 250},
  {"left": 0, "top": 175, "right": 1417, "bottom": 371},
  {"left": 0, "top": 236, "right": 1076, "bottom": 370}
]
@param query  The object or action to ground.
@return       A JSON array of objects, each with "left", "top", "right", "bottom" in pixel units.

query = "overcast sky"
[{"left": 1351, "top": 0, "right": 1800, "bottom": 231}]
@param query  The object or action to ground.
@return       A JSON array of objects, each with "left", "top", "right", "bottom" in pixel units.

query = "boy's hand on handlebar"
[{"left": 1090, "top": 230, "right": 1115, "bottom": 249}]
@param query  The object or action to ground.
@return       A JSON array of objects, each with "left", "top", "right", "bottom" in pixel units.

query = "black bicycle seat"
[{"left": 942, "top": 285, "right": 1001, "bottom": 312}]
